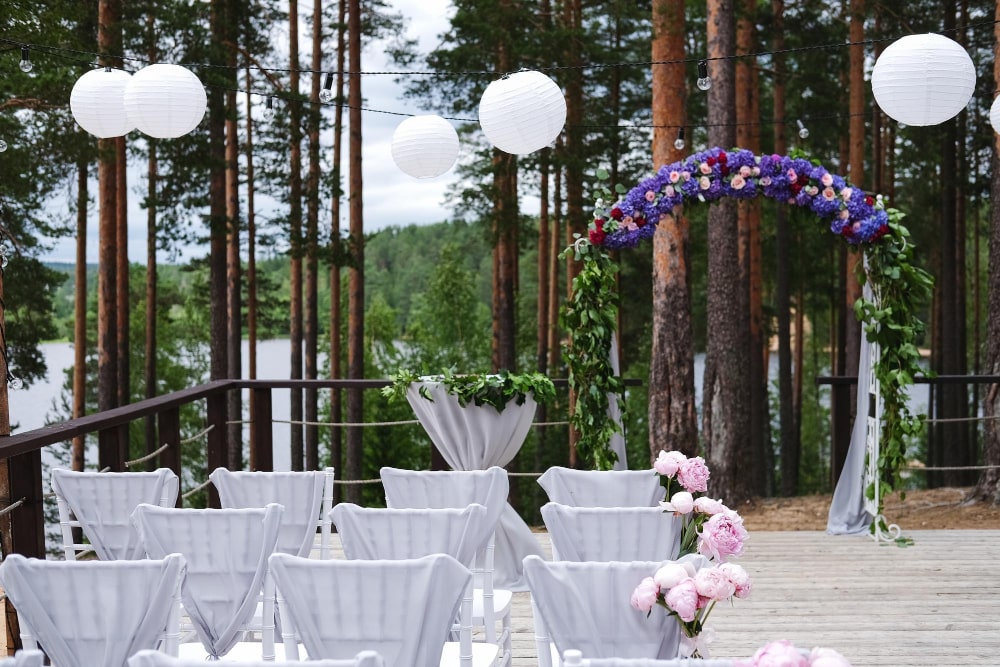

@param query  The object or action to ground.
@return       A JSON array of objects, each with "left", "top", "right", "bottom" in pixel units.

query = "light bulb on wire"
[
  {"left": 262, "top": 96, "right": 275, "bottom": 121},
  {"left": 673, "top": 127, "right": 685, "bottom": 151},
  {"left": 0, "top": 139, "right": 7, "bottom": 153},
  {"left": 696, "top": 60, "right": 711, "bottom": 91},
  {"left": 19, "top": 47, "right": 32, "bottom": 73},
  {"left": 318, "top": 72, "right": 334, "bottom": 103},
  {"left": 796, "top": 119, "right": 810, "bottom": 139}
]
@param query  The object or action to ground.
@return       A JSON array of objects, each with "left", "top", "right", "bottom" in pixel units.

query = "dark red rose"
[
  {"left": 595, "top": 217, "right": 606, "bottom": 229},
  {"left": 635, "top": 215, "right": 647, "bottom": 227},
  {"left": 707, "top": 157, "right": 717, "bottom": 167},
  {"left": 718, "top": 151, "right": 727, "bottom": 163},
  {"left": 589, "top": 228, "right": 606, "bottom": 245},
  {"left": 865, "top": 195, "right": 875, "bottom": 206},
  {"left": 610, "top": 207, "right": 623, "bottom": 221}
]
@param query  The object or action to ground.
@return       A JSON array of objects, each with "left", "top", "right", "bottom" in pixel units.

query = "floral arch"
[{"left": 563, "top": 147, "right": 933, "bottom": 528}]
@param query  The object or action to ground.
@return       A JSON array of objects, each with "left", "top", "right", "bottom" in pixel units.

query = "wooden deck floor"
[{"left": 509, "top": 530, "right": 1000, "bottom": 667}]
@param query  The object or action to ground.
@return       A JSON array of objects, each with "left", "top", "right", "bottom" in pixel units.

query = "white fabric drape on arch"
[{"left": 405, "top": 381, "right": 545, "bottom": 590}]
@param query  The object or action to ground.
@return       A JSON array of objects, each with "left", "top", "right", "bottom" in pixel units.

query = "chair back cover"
[
  {"left": 131, "top": 504, "right": 283, "bottom": 659},
  {"left": 51, "top": 468, "right": 179, "bottom": 560},
  {"left": 269, "top": 553, "right": 470, "bottom": 667},
  {"left": 330, "top": 503, "right": 491, "bottom": 568},
  {"left": 128, "top": 648, "right": 385, "bottom": 667},
  {"left": 522, "top": 556, "right": 684, "bottom": 662},
  {"left": 379, "top": 467, "right": 508, "bottom": 534},
  {"left": 536, "top": 468, "right": 663, "bottom": 507},
  {"left": 0, "top": 650, "right": 45, "bottom": 667},
  {"left": 210, "top": 468, "right": 330, "bottom": 557},
  {"left": 540, "top": 504, "right": 681, "bottom": 562},
  {"left": 0, "top": 553, "right": 185, "bottom": 667}
]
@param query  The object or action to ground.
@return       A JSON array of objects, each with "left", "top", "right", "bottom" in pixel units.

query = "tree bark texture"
[
  {"left": 702, "top": 0, "right": 752, "bottom": 504},
  {"left": 73, "top": 158, "right": 88, "bottom": 472},
  {"left": 289, "top": 0, "right": 305, "bottom": 471},
  {"left": 225, "top": 87, "right": 242, "bottom": 470},
  {"left": 145, "top": 140, "right": 158, "bottom": 467},
  {"left": 329, "top": 0, "right": 347, "bottom": 495}
]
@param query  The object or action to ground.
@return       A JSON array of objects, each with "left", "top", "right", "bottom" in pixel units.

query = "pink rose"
[
  {"left": 839, "top": 209, "right": 850, "bottom": 220},
  {"left": 786, "top": 169, "right": 797, "bottom": 184},
  {"left": 663, "top": 578, "right": 699, "bottom": 622},
  {"left": 654, "top": 450, "right": 687, "bottom": 477},
  {"left": 809, "top": 647, "right": 852, "bottom": 667},
  {"left": 677, "top": 456, "right": 710, "bottom": 493},
  {"left": 653, "top": 562, "right": 689, "bottom": 590},
  {"left": 669, "top": 170, "right": 681, "bottom": 183},
  {"left": 699, "top": 162, "right": 712, "bottom": 175},
  {"left": 759, "top": 176, "right": 772, "bottom": 186},
  {"left": 694, "top": 566, "right": 736, "bottom": 601},
  {"left": 719, "top": 562, "right": 752, "bottom": 599},
  {"left": 840, "top": 186, "right": 853, "bottom": 200},
  {"left": 665, "top": 185, "right": 676, "bottom": 197},
  {"left": 730, "top": 175, "right": 746, "bottom": 190},
  {"left": 805, "top": 185, "right": 819, "bottom": 196},
  {"left": 661, "top": 491, "right": 694, "bottom": 515},
  {"left": 693, "top": 496, "right": 727, "bottom": 515},
  {"left": 739, "top": 165, "right": 752, "bottom": 178},
  {"left": 821, "top": 172, "right": 833, "bottom": 187},
  {"left": 748, "top": 640, "right": 808, "bottom": 667},
  {"left": 822, "top": 187, "right": 836, "bottom": 201},
  {"left": 629, "top": 576, "right": 659, "bottom": 613},
  {"left": 645, "top": 190, "right": 656, "bottom": 202},
  {"left": 681, "top": 171, "right": 691, "bottom": 181},
  {"left": 699, "top": 176, "right": 711, "bottom": 190},
  {"left": 698, "top": 512, "right": 748, "bottom": 562}
]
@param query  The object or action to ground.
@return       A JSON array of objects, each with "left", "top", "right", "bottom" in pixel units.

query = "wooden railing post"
[
  {"left": 250, "top": 388, "right": 273, "bottom": 472},
  {"left": 206, "top": 390, "right": 227, "bottom": 508},
  {"left": 158, "top": 407, "right": 182, "bottom": 506}
]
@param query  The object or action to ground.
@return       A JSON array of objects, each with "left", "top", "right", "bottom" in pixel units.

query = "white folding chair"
[
  {"left": 269, "top": 552, "right": 471, "bottom": 667},
  {"left": 540, "top": 504, "right": 682, "bottom": 561},
  {"left": 51, "top": 467, "right": 179, "bottom": 560},
  {"left": 536, "top": 468, "right": 663, "bottom": 507},
  {"left": 379, "top": 467, "right": 513, "bottom": 662},
  {"left": 561, "top": 649, "right": 735, "bottom": 667},
  {"left": 132, "top": 503, "right": 283, "bottom": 661},
  {"left": 522, "top": 556, "right": 709, "bottom": 667},
  {"left": 330, "top": 503, "right": 500, "bottom": 667},
  {"left": 0, "top": 650, "right": 45, "bottom": 667},
  {"left": 210, "top": 467, "right": 335, "bottom": 558},
  {"left": 0, "top": 553, "right": 185, "bottom": 667},
  {"left": 128, "top": 648, "right": 385, "bottom": 667}
]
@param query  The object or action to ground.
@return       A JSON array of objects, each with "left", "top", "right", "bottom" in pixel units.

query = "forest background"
[{"left": 3, "top": 0, "right": 1000, "bottom": 518}]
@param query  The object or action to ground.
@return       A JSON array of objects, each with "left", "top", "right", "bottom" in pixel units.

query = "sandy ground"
[{"left": 735, "top": 486, "right": 1000, "bottom": 531}]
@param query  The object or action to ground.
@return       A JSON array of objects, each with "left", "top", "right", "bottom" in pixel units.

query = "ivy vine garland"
[
  {"left": 383, "top": 368, "right": 556, "bottom": 412},
  {"left": 563, "top": 147, "right": 932, "bottom": 531}
]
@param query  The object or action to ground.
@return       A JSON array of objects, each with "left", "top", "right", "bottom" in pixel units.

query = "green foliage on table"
[
  {"left": 382, "top": 368, "right": 556, "bottom": 412},
  {"left": 855, "top": 209, "right": 934, "bottom": 535}
]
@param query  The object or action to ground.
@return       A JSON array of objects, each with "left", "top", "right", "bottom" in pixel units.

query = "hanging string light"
[
  {"left": 18, "top": 47, "right": 32, "bottom": 73},
  {"left": 0, "top": 140, "right": 7, "bottom": 153},
  {"left": 796, "top": 119, "right": 809, "bottom": 139},
  {"left": 696, "top": 60, "right": 711, "bottom": 91},
  {"left": 673, "top": 127, "right": 685, "bottom": 150},
  {"left": 318, "top": 72, "right": 334, "bottom": 103},
  {"left": 262, "top": 96, "right": 276, "bottom": 121}
]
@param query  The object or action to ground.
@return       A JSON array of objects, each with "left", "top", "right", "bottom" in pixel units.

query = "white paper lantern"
[
  {"left": 990, "top": 96, "right": 1000, "bottom": 134},
  {"left": 124, "top": 64, "right": 207, "bottom": 139},
  {"left": 70, "top": 68, "right": 134, "bottom": 138},
  {"left": 871, "top": 33, "right": 976, "bottom": 127},
  {"left": 391, "top": 115, "right": 460, "bottom": 178},
  {"left": 478, "top": 70, "right": 566, "bottom": 154}
]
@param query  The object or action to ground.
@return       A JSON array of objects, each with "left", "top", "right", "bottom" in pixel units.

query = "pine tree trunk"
[
  {"left": 649, "top": 0, "right": 697, "bottom": 461},
  {"left": 115, "top": 137, "right": 128, "bottom": 415},
  {"left": 145, "top": 140, "right": 158, "bottom": 468},
  {"left": 289, "top": 0, "right": 305, "bottom": 471},
  {"left": 304, "top": 0, "right": 323, "bottom": 471},
  {"left": 225, "top": 86, "right": 242, "bottom": 470},
  {"left": 702, "top": 0, "right": 752, "bottom": 504},
  {"left": 329, "top": 0, "right": 347, "bottom": 492},
  {"left": 246, "top": 69, "right": 257, "bottom": 384},
  {"left": 208, "top": 0, "right": 229, "bottom": 405},
  {"left": 73, "top": 157, "right": 88, "bottom": 472}
]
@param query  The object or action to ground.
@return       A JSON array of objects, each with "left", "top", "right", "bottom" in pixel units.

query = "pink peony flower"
[
  {"left": 661, "top": 491, "right": 694, "bottom": 514},
  {"left": 669, "top": 170, "right": 681, "bottom": 183},
  {"left": 821, "top": 172, "right": 833, "bottom": 187},
  {"left": 698, "top": 512, "right": 748, "bottom": 562},
  {"left": 730, "top": 175, "right": 747, "bottom": 190},
  {"left": 645, "top": 190, "right": 656, "bottom": 202},
  {"left": 693, "top": 496, "right": 727, "bottom": 515},
  {"left": 748, "top": 640, "right": 808, "bottom": 667},
  {"left": 808, "top": 647, "right": 852, "bottom": 667},
  {"left": 663, "top": 578, "right": 700, "bottom": 622},
  {"left": 654, "top": 450, "right": 687, "bottom": 477},
  {"left": 653, "top": 562, "right": 689, "bottom": 590},
  {"left": 718, "top": 562, "right": 752, "bottom": 598},
  {"left": 677, "top": 456, "right": 710, "bottom": 493},
  {"left": 630, "top": 576, "right": 660, "bottom": 612},
  {"left": 694, "top": 566, "right": 736, "bottom": 601},
  {"left": 699, "top": 176, "right": 711, "bottom": 190}
]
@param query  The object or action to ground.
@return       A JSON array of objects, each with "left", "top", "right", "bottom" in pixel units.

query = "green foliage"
[
  {"left": 855, "top": 210, "right": 934, "bottom": 533},
  {"left": 382, "top": 368, "right": 555, "bottom": 412}
]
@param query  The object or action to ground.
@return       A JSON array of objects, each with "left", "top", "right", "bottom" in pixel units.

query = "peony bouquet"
[{"left": 736, "top": 640, "right": 853, "bottom": 667}]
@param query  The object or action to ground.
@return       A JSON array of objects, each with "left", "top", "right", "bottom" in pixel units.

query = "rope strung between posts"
[
  {"left": 921, "top": 415, "right": 1000, "bottom": 424},
  {"left": 0, "top": 497, "right": 25, "bottom": 517},
  {"left": 125, "top": 443, "right": 170, "bottom": 468},
  {"left": 903, "top": 464, "right": 1000, "bottom": 471},
  {"left": 182, "top": 479, "right": 212, "bottom": 500},
  {"left": 225, "top": 418, "right": 570, "bottom": 427}
]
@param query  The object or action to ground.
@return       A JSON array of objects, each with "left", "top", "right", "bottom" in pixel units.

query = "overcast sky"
[{"left": 44, "top": 0, "right": 462, "bottom": 264}]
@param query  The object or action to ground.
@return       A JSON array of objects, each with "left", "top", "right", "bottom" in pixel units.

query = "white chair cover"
[
  {"left": 536, "top": 468, "right": 663, "bottom": 507},
  {"left": 0, "top": 650, "right": 45, "bottom": 667},
  {"left": 51, "top": 468, "right": 179, "bottom": 560},
  {"left": 401, "top": 383, "right": 545, "bottom": 590},
  {"left": 210, "top": 467, "right": 331, "bottom": 557},
  {"left": 0, "top": 553, "right": 185, "bottom": 667},
  {"left": 128, "top": 648, "right": 386, "bottom": 667},
  {"left": 269, "top": 553, "right": 471, "bottom": 667},
  {"left": 131, "top": 504, "right": 283, "bottom": 659},
  {"left": 540, "top": 504, "right": 682, "bottom": 562},
  {"left": 380, "top": 466, "right": 542, "bottom": 591},
  {"left": 562, "top": 650, "right": 734, "bottom": 667},
  {"left": 522, "top": 556, "right": 709, "bottom": 667}
]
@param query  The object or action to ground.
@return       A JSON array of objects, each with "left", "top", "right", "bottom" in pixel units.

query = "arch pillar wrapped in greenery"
[{"left": 562, "top": 147, "right": 933, "bottom": 528}]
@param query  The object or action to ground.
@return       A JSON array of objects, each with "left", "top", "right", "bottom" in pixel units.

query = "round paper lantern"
[
  {"left": 870, "top": 33, "right": 976, "bottom": 127},
  {"left": 990, "top": 96, "right": 1000, "bottom": 134},
  {"left": 478, "top": 70, "right": 566, "bottom": 154},
  {"left": 70, "top": 68, "right": 134, "bottom": 138},
  {"left": 124, "top": 64, "right": 207, "bottom": 139},
  {"left": 390, "top": 115, "right": 460, "bottom": 178}
]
